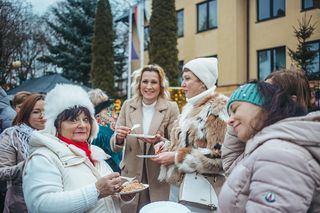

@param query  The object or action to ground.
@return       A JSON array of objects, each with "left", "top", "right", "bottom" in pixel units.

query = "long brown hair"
[{"left": 13, "top": 94, "right": 45, "bottom": 126}]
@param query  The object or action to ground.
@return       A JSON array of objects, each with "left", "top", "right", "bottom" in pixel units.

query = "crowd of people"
[{"left": 0, "top": 57, "right": 319, "bottom": 213}]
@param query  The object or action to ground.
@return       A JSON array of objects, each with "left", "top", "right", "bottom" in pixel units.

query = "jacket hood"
[
  {"left": 0, "top": 87, "right": 11, "bottom": 109},
  {"left": 245, "top": 111, "right": 320, "bottom": 163}
]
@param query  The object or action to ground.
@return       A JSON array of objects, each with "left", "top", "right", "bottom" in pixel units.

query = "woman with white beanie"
[
  {"left": 22, "top": 84, "right": 135, "bottom": 213},
  {"left": 152, "top": 57, "right": 229, "bottom": 212}
]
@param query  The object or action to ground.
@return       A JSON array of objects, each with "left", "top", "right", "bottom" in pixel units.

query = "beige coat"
[{"left": 110, "top": 97, "right": 179, "bottom": 213}]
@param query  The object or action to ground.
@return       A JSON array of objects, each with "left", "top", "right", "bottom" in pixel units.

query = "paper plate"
[
  {"left": 140, "top": 201, "right": 191, "bottom": 213},
  {"left": 128, "top": 134, "right": 156, "bottom": 139},
  {"left": 120, "top": 183, "right": 149, "bottom": 195},
  {"left": 136, "top": 155, "right": 158, "bottom": 158}
]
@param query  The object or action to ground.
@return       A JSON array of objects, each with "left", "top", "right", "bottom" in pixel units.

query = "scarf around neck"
[
  {"left": 180, "top": 86, "right": 216, "bottom": 126},
  {"left": 58, "top": 134, "right": 93, "bottom": 164},
  {"left": 0, "top": 123, "right": 34, "bottom": 159}
]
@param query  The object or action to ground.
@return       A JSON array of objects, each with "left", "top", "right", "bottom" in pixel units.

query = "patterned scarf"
[{"left": 0, "top": 123, "right": 34, "bottom": 159}]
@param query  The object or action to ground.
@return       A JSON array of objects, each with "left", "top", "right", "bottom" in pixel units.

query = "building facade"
[{"left": 131, "top": 0, "right": 320, "bottom": 98}]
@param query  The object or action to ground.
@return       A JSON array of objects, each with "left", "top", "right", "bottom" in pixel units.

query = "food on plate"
[{"left": 120, "top": 182, "right": 145, "bottom": 193}]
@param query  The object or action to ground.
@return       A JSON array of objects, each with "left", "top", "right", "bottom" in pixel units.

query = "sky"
[{"left": 28, "top": 0, "right": 59, "bottom": 14}]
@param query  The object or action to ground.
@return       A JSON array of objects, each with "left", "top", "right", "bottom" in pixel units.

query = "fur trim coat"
[{"left": 158, "top": 92, "right": 228, "bottom": 190}]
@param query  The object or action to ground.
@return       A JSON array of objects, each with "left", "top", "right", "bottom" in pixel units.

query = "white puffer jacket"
[{"left": 23, "top": 131, "right": 126, "bottom": 213}]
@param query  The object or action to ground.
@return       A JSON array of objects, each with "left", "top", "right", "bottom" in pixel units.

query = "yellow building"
[{"left": 131, "top": 0, "right": 320, "bottom": 97}]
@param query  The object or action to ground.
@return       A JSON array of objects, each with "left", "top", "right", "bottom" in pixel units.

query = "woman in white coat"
[{"left": 23, "top": 84, "right": 135, "bottom": 213}]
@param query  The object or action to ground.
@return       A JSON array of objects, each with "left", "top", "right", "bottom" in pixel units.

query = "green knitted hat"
[{"left": 227, "top": 83, "right": 265, "bottom": 114}]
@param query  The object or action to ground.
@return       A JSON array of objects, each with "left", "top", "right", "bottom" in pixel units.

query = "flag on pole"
[{"left": 131, "top": 42, "right": 139, "bottom": 60}]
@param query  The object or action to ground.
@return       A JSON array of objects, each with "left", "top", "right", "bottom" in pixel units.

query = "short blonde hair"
[
  {"left": 88, "top": 88, "right": 109, "bottom": 107},
  {"left": 131, "top": 64, "right": 170, "bottom": 100}
]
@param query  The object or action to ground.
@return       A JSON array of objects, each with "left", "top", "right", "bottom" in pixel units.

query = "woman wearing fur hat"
[
  {"left": 0, "top": 94, "right": 45, "bottom": 213},
  {"left": 23, "top": 84, "right": 135, "bottom": 213},
  {"left": 110, "top": 64, "right": 180, "bottom": 213},
  {"left": 152, "top": 57, "right": 228, "bottom": 212},
  {"left": 88, "top": 88, "right": 122, "bottom": 173},
  {"left": 218, "top": 80, "right": 320, "bottom": 212}
]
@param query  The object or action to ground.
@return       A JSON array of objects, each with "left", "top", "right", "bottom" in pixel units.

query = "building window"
[
  {"left": 197, "top": 0, "right": 217, "bottom": 32},
  {"left": 144, "top": 26, "right": 150, "bottom": 51},
  {"left": 177, "top": 9, "right": 184, "bottom": 37},
  {"left": 257, "top": 0, "right": 285, "bottom": 22},
  {"left": 258, "top": 46, "right": 286, "bottom": 80},
  {"left": 302, "top": 0, "right": 318, "bottom": 10},
  {"left": 306, "top": 40, "right": 320, "bottom": 78}
]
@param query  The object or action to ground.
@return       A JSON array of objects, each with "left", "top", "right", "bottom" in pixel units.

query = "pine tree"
[
  {"left": 288, "top": 14, "right": 318, "bottom": 79},
  {"left": 149, "top": 0, "right": 179, "bottom": 86},
  {"left": 113, "top": 26, "right": 128, "bottom": 99},
  {"left": 91, "top": 0, "right": 115, "bottom": 96},
  {"left": 39, "top": 0, "right": 97, "bottom": 86}
]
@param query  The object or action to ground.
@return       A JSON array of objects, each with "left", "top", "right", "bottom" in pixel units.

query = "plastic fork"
[
  {"left": 131, "top": 124, "right": 140, "bottom": 131},
  {"left": 120, "top": 176, "right": 136, "bottom": 183}
]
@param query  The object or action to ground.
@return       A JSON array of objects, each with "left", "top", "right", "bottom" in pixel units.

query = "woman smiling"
[
  {"left": 23, "top": 84, "right": 134, "bottom": 213},
  {"left": 110, "top": 64, "right": 179, "bottom": 212}
]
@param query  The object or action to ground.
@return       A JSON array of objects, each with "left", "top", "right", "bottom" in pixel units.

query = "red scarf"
[{"left": 58, "top": 135, "right": 94, "bottom": 164}]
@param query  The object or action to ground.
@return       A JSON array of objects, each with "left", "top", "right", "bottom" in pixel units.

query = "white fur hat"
[
  {"left": 183, "top": 57, "right": 218, "bottom": 89},
  {"left": 44, "top": 84, "right": 99, "bottom": 142}
]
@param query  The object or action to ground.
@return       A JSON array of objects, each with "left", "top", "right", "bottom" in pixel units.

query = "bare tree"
[{"left": 0, "top": 0, "right": 48, "bottom": 89}]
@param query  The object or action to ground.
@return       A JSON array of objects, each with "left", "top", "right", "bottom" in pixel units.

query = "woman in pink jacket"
[{"left": 219, "top": 71, "right": 320, "bottom": 212}]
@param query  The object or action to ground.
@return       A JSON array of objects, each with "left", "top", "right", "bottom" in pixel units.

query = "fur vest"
[{"left": 158, "top": 92, "right": 228, "bottom": 185}]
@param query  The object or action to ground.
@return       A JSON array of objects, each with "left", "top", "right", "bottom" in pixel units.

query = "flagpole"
[
  {"left": 127, "top": 2, "right": 133, "bottom": 99},
  {"left": 139, "top": 0, "right": 144, "bottom": 68}
]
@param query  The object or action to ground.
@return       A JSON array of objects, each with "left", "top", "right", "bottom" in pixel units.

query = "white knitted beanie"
[
  {"left": 183, "top": 57, "right": 218, "bottom": 89},
  {"left": 44, "top": 84, "right": 99, "bottom": 142}
]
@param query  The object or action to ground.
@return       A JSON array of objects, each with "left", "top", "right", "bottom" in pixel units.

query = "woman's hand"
[
  {"left": 151, "top": 151, "right": 175, "bottom": 166},
  {"left": 95, "top": 172, "right": 122, "bottom": 198},
  {"left": 115, "top": 126, "right": 131, "bottom": 144},
  {"left": 154, "top": 141, "right": 166, "bottom": 154}
]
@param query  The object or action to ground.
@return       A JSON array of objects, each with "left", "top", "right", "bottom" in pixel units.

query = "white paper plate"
[
  {"left": 140, "top": 201, "right": 191, "bottom": 213},
  {"left": 136, "top": 155, "right": 158, "bottom": 158},
  {"left": 120, "top": 183, "right": 149, "bottom": 195},
  {"left": 128, "top": 134, "right": 156, "bottom": 139}
]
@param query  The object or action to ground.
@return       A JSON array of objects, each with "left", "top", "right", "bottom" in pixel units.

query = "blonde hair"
[
  {"left": 88, "top": 88, "right": 109, "bottom": 106},
  {"left": 131, "top": 64, "right": 170, "bottom": 100}
]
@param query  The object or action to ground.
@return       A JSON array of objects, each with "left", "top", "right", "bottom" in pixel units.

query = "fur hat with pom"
[{"left": 44, "top": 84, "right": 99, "bottom": 142}]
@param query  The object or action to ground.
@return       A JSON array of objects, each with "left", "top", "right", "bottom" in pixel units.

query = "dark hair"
[
  {"left": 257, "top": 80, "right": 308, "bottom": 128},
  {"left": 13, "top": 94, "right": 45, "bottom": 126},
  {"left": 54, "top": 106, "right": 93, "bottom": 134}
]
